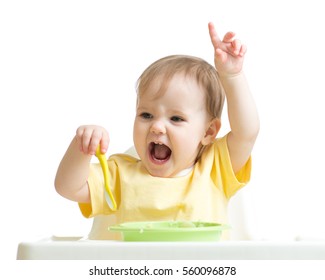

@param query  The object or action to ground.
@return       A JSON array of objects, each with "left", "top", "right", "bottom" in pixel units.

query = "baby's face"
[{"left": 133, "top": 74, "right": 211, "bottom": 177}]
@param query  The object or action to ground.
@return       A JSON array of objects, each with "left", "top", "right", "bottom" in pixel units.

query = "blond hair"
[{"left": 136, "top": 55, "right": 225, "bottom": 119}]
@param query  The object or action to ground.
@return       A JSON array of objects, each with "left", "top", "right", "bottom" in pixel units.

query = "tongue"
[{"left": 154, "top": 144, "right": 170, "bottom": 160}]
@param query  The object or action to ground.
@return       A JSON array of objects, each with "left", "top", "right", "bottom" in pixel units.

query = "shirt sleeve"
[{"left": 214, "top": 135, "right": 251, "bottom": 199}]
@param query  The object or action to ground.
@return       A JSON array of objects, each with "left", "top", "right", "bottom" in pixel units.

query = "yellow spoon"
[{"left": 95, "top": 146, "right": 117, "bottom": 211}]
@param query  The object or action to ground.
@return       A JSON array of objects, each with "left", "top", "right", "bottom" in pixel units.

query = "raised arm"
[
  {"left": 54, "top": 125, "right": 109, "bottom": 203},
  {"left": 208, "top": 22, "right": 259, "bottom": 173}
]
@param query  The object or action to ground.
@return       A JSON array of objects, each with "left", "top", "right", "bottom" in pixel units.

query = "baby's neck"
[{"left": 174, "top": 166, "right": 194, "bottom": 177}]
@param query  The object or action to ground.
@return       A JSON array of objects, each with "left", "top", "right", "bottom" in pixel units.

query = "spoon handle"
[{"left": 95, "top": 146, "right": 117, "bottom": 211}]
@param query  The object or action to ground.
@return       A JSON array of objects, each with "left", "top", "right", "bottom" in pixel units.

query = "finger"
[
  {"left": 231, "top": 39, "right": 242, "bottom": 55},
  {"left": 81, "top": 129, "right": 94, "bottom": 154},
  {"left": 239, "top": 44, "right": 247, "bottom": 57},
  {"left": 223, "top": 31, "right": 236, "bottom": 43},
  {"left": 88, "top": 130, "right": 103, "bottom": 155},
  {"left": 100, "top": 131, "right": 110, "bottom": 153},
  {"left": 76, "top": 126, "right": 86, "bottom": 153},
  {"left": 208, "top": 22, "right": 221, "bottom": 48}
]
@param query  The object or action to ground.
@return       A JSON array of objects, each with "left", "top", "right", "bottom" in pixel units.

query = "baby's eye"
[
  {"left": 171, "top": 116, "right": 185, "bottom": 122},
  {"left": 140, "top": 112, "right": 153, "bottom": 119}
]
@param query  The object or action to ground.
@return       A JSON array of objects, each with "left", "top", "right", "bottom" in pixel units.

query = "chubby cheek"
[
  {"left": 133, "top": 122, "right": 147, "bottom": 157},
  {"left": 172, "top": 133, "right": 202, "bottom": 162}
]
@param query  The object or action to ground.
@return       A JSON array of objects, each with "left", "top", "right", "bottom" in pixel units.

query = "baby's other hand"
[
  {"left": 208, "top": 22, "right": 247, "bottom": 76},
  {"left": 75, "top": 125, "right": 109, "bottom": 155}
]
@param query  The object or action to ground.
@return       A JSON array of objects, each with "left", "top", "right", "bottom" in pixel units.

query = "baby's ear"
[{"left": 201, "top": 118, "right": 221, "bottom": 146}]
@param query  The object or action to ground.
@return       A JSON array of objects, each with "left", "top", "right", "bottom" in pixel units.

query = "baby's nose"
[{"left": 150, "top": 120, "right": 166, "bottom": 134}]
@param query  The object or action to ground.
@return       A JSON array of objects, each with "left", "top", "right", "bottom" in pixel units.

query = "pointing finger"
[{"left": 208, "top": 22, "right": 221, "bottom": 49}]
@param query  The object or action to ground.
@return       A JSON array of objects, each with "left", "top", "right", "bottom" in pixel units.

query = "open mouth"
[{"left": 149, "top": 142, "right": 172, "bottom": 163}]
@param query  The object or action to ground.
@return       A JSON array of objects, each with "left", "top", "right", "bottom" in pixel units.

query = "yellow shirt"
[{"left": 79, "top": 135, "right": 251, "bottom": 229}]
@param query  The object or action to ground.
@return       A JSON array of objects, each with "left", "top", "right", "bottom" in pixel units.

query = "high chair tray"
[{"left": 17, "top": 236, "right": 325, "bottom": 260}]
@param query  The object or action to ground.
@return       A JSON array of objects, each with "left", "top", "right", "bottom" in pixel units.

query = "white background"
[{"left": 1, "top": 0, "right": 325, "bottom": 261}]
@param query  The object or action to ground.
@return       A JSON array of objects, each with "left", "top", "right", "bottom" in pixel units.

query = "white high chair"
[
  {"left": 17, "top": 145, "right": 325, "bottom": 260},
  {"left": 18, "top": 172, "right": 325, "bottom": 260},
  {"left": 17, "top": 177, "right": 261, "bottom": 259},
  {"left": 17, "top": 147, "right": 325, "bottom": 259}
]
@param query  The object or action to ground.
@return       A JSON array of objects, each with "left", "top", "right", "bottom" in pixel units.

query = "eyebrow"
[{"left": 136, "top": 106, "right": 149, "bottom": 111}]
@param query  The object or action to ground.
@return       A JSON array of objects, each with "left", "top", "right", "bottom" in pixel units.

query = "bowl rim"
[{"left": 109, "top": 221, "right": 230, "bottom": 233}]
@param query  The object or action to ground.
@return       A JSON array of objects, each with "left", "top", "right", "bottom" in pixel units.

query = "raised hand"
[{"left": 208, "top": 22, "right": 247, "bottom": 76}]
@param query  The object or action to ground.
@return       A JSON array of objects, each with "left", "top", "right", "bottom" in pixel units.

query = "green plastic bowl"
[{"left": 109, "top": 221, "right": 229, "bottom": 242}]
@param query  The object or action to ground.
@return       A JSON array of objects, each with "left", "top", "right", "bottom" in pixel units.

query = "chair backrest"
[{"left": 227, "top": 187, "right": 257, "bottom": 240}]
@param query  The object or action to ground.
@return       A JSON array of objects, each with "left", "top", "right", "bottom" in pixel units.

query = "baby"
[{"left": 55, "top": 22, "right": 259, "bottom": 239}]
